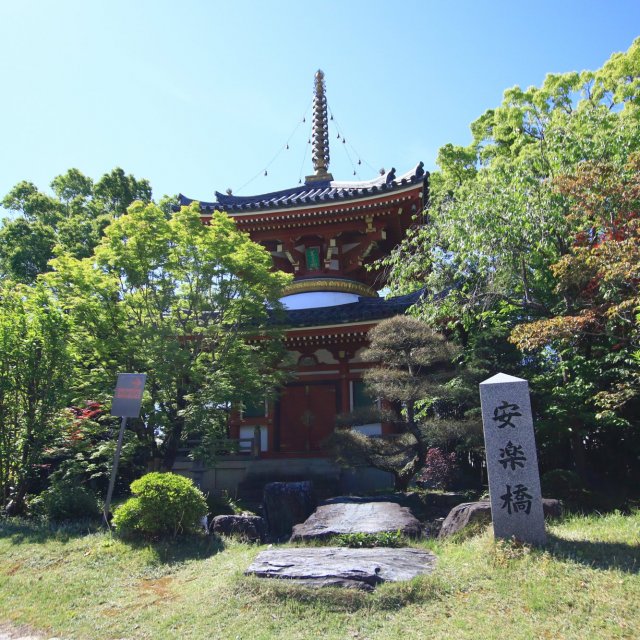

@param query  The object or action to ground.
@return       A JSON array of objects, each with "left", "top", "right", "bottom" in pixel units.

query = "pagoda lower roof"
[
  {"left": 279, "top": 289, "right": 424, "bottom": 329},
  {"left": 178, "top": 163, "right": 426, "bottom": 214}
]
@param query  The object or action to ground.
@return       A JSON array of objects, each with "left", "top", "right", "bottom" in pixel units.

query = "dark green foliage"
[
  {"left": 42, "top": 401, "right": 147, "bottom": 499},
  {"left": 93, "top": 167, "right": 152, "bottom": 216},
  {"left": 204, "top": 491, "right": 245, "bottom": 517},
  {"left": 541, "top": 469, "right": 584, "bottom": 502},
  {"left": 0, "top": 219, "right": 56, "bottom": 283},
  {"left": 331, "top": 315, "right": 478, "bottom": 491},
  {"left": 30, "top": 482, "right": 100, "bottom": 521},
  {"left": 112, "top": 472, "right": 208, "bottom": 538},
  {"left": 0, "top": 283, "right": 72, "bottom": 512}
]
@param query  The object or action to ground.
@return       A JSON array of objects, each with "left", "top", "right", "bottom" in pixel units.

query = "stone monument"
[{"left": 479, "top": 373, "right": 546, "bottom": 545}]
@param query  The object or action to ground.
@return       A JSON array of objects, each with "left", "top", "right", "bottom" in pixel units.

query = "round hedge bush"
[{"left": 112, "top": 472, "right": 208, "bottom": 538}]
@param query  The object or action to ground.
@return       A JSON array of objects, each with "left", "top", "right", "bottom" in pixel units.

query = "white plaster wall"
[
  {"left": 280, "top": 291, "right": 360, "bottom": 309},
  {"left": 315, "top": 348, "right": 338, "bottom": 364},
  {"left": 239, "top": 425, "right": 268, "bottom": 452},
  {"left": 352, "top": 423, "right": 382, "bottom": 436}
]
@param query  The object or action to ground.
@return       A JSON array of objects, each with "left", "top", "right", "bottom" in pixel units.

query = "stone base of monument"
[
  {"left": 290, "top": 497, "right": 422, "bottom": 541},
  {"left": 245, "top": 547, "right": 436, "bottom": 591}
]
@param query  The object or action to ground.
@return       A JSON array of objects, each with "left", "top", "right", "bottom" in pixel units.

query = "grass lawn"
[{"left": 0, "top": 511, "right": 638, "bottom": 640}]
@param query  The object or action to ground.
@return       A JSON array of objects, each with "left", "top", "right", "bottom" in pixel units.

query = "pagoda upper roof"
[{"left": 178, "top": 162, "right": 426, "bottom": 214}]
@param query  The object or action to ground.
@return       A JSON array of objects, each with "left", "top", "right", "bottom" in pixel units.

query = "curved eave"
[{"left": 177, "top": 162, "right": 428, "bottom": 215}]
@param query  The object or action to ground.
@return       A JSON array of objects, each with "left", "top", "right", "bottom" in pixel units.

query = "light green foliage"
[
  {"left": 0, "top": 282, "right": 72, "bottom": 510},
  {"left": 331, "top": 530, "right": 405, "bottom": 548},
  {"left": 112, "top": 472, "right": 208, "bottom": 537},
  {"left": 383, "top": 38, "right": 640, "bottom": 325},
  {"left": 46, "top": 201, "right": 291, "bottom": 467}
]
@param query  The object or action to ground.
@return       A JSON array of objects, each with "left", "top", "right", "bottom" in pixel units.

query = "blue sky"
[{"left": 1, "top": 1, "right": 638, "bottom": 209}]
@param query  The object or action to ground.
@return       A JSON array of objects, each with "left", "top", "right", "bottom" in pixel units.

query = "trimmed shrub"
[
  {"left": 31, "top": 483, "right": 101, "bottom": 521},
  {"left": 112, "top": 472, "right": 207, "bottom": 538}
]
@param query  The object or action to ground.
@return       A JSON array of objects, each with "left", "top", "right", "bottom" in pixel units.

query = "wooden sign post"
[
  {"left": 103, "top": 373, "right": 146, "bottom": 526},
  {"left": 479, "top": 373, "right": 546, "bottom": 545}
]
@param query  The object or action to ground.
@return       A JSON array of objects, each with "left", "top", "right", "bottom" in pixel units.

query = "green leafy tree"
[
  {"left": 1, "top": 167, "right": 152, "bottom": 282},
  {"left": 0, "top": 283, "right": 72, "bottom": 512},
  {"left": 93, "top": 167, "right": 152, "bottom": 217},
  {"left": 46, "top": 201, "right": 291, "bottom": 469},
  {"left": 510, "top": 156, "right": 640, "bottom": 481},
  {"left": 379, "top": 38, "right": 640, "bottom": 485},
  {"left": 382, "top": 38, "right": 640, "bottom": 328}
]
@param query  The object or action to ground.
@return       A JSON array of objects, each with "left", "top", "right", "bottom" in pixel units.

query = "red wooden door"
[{"left": 278, "top": 383, "right": 338, "bottom": 452}]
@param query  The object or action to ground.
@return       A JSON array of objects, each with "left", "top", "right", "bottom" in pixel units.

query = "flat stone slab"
[
  {"left": 246, "top": 547, "right": 436, "bottom": 590},
  {"left": 290, "top": 499, "right": 422, "bottom": 541}
]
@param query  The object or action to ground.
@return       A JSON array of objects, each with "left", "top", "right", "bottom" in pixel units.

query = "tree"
[
  {"left": 509, "top": 155, "right": 640, "bottom": 482},
  {"left": 0, "top": 167, "right": 152, "bottom": 282},
  {"left": 379, "top": 38, "right": 640, "bottom": 485},
  {"left": 46, "top": 201, "right": 291, "bottom": 469},
  {"left": 382, "top": 39, "right": 640, "bottom": 329},
  {"left": 93, "top": 167, "right": 152, "bottom": 217},
  {"left": 0, "top": 283, "right": 72, "bottom": 512},
  {"left": 0, "top": 219, "right": 56, "bottom": 284},
  {"left": 330, "top": 315, "right": 474, "bottom": 491}
]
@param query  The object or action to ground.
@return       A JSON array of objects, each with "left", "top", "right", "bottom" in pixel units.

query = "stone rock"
[
  {"left": 541, "top": 498, "right": 563, "bottom": 519},
  {"left": 438, "top": 501, "right": 492, "bottom": 539},
  {"left": 246, "top": 546, "right": 436, "bottom": 591},
  {"left": 262, "top": 481, "right": 317, "bottom": 540},
  {"left": 290, "top": 498, "right": 422, "bottom": 541},
  {"left": 438, "top": 499, "right": 563, "bottom": 539},
  {"left": 210, "top": 514, "right": 266, "bottom": 542}
]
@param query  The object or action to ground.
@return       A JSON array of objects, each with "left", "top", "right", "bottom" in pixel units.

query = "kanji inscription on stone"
[{"left": 479, "top": 373, "right": 546, "bottom": 545}]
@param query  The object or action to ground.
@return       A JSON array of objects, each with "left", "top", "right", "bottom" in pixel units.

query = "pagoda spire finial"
[{"left": 306, "top": 69, "right": 334, "bottom": 183}]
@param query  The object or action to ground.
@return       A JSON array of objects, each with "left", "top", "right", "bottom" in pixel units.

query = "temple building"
[{"left": 175, "top": 71, "right": 428, "bottom": 495}]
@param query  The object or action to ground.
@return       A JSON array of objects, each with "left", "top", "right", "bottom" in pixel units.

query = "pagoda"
[{"left": 176, "top": 71, "right": 428, "bottom": 494}]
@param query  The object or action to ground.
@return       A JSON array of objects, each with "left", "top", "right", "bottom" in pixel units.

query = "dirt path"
[{"left": 0, "top": 623, "right": 59, "bottom": 640}]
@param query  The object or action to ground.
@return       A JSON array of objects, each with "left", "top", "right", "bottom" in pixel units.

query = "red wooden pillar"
[{"left": 338, "top": 349, "right": 351, "bottom": 414}]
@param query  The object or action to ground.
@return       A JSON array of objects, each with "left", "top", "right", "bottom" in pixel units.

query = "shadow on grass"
[
  {"left": 122, "top": 533, "right": 225, "bottom": 565},
  {"left": 240, "top": 573, "right": 449, "bottom": 613},
  {"left": 0, "top": 517, "right": 100, "bottom": 545},
  {"left": 1, "top": 517, "right": 225, "bottom": 564},
  {"left": 545, "top": 532, "right": 640, "bottom": 574}
]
